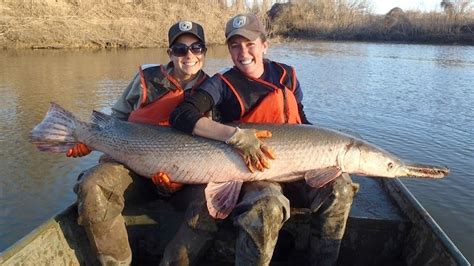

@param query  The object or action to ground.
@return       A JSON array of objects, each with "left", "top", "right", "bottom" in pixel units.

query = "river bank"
[
  {"left": 0, "top": 1, "right": 473, "bottom": 48},
  {"left": 0, "top": 0, "right": 235, "bottom": 49},
  {"left": 268, "top": 3, "right": 474, "bottom": 45}
]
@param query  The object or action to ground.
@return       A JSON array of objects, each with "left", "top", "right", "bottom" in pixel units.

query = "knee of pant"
[
  {"left": 77, "top": 184, "right": 110, "bottom": 224},
  {"left": 75, "top": 163, "right": 127, "bottom": 199},
  {"left": 249, "top": 196, "right": 287, "bottom": 225},
  {"left": 332, "top": 178, "right": 356, "bottom": 202},
  {"left": 77, "top": 175, "right": 100, "bottom": 195},
  {"left": 75, "top": 165, "right": 108, "bottom": 194},
  {"left": 77, "top": 179, "right": 104, "bottom": 201},
  {"left": 77, "top": 178, "right": 125, "bottom": 225}
]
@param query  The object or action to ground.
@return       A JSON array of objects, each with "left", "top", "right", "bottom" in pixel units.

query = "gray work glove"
[{"left": 226, "top": 127, "right": 276, "bottom": 172}]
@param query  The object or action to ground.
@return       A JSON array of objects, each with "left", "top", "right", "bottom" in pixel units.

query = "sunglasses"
[{"left": 170, "top": 42, "right": 207, "bottom": 57}]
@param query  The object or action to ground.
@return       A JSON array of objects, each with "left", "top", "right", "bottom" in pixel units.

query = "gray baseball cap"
[
  {"left": 168, "top": 21, "right": 205, "bottom": 47},
  {"left": 225, "top": 13, "right": 266, "bottom": 42}
]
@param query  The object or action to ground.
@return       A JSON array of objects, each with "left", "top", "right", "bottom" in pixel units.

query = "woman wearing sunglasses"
[
  {"left": 165, "top": 14, "right": 356, "bottom": 265},
  {"left": 66, "top": 21, "right": 210, "bottom": 265}
]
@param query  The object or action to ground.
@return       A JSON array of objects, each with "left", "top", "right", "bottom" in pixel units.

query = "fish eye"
[{"left": 388, "top": 162, "right": 394, "bottom": 169}]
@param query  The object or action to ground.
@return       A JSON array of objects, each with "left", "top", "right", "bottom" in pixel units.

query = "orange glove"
[
  {"left": 152, "top": 172, "right": 183, "bottom": 196},
  {"left": 226, "top": 127, "right": 276, "bottom": 173},
  {"left": 66, "top": 143, "right": 92, "bottom": 158}
]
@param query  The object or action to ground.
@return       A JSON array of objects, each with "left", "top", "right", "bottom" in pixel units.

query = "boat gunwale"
[
  {"left": 0, "top": 204, "right": 78, "bottom": 263},
  {"left": 382, "top": 178, "right": 470, "bottom": 266}
]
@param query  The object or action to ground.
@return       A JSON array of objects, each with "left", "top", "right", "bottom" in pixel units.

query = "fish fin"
[
  {"left": 336, "top": 128, "right": 364, "bottom": 140},
  {"left": 205, "top": 181, "right": 243, "bottom": 219},
  {"left": 304, "top": 167, "right": 342, "bottom": 188},
  {"left": 90, "top": 110, "right": 114, "bottom": 128},
  {"left": 29, "top": 102, "right": 79, "bottom": 153}
]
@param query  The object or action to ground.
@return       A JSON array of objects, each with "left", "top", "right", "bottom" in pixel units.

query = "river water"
[{"left": 0, "top": 41, "right": 473, "bottom": 262}]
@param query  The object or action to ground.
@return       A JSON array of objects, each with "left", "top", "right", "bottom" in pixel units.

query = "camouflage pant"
[
  {"left": 74, "top": 162, "right": 217, "bottom": 265},
  {"left": 74, "top": 162, "right": 165, "bottom": 265},
  {"left": 160, "top": 173, "right": 357, "bottom": 266},
  {"left": 297, "top": 173, "right": 357, "bottom": 266},
  {"left": 74, "top": 163, "right": 133, "bottom": 265}
]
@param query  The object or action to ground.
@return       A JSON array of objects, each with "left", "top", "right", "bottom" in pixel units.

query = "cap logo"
[
  {"left": 232, "top": 16, "right": 247, "bottom": 29},
  {"left": 179, "top": 21, "right": 193, "bottom": 31}
]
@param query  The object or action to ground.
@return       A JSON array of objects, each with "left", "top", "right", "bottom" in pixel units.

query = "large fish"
[{"left": 30, "top": 103, "right": 449, "bottom": 219}]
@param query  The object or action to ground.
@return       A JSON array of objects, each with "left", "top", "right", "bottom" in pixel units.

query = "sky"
[{"left": 371, "top": 0, "right": 442, "bottom": 14}]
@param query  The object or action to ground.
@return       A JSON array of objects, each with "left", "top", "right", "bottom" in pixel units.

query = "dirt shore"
[{"left": 0, "top": 1, "right": 236, "bottom": 49}]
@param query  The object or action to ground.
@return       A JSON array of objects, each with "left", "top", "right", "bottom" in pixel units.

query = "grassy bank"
[
  {"left": 268, "top": 2, "right": 474, "bottom": 45},
  {"left": 0, "top": 0, "right": 237, "bottom": 49},
  {"left": 0, "top": 0, "right": 473, "bottom": 49}
]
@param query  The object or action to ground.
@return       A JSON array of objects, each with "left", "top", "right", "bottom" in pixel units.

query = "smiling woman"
[
  {"left": 166, "top": 21, "right": 207, "bottom": 84},
  {"left": 53, "top": 19, "right": 214, "bottom": 265},
  {"left": 167, "top": 36, "right": 207, "bottom": 83}
]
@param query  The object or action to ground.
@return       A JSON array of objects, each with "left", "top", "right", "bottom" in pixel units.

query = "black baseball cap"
[{"left": 168, "top": 21, "right": 205, "bottom": 47}]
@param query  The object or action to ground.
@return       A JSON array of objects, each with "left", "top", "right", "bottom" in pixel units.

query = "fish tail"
[{"left": 29, "top": 102, "right": 81, "bottom": 153}]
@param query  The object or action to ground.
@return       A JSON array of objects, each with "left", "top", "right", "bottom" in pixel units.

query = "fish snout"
[{"left": 403, "top": 164, "right": 449, "bottom": 179}]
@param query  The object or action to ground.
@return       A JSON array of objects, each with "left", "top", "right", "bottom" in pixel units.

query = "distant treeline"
[
  {"left": 268, "top": 1, "right": 474, "bottom": 45},
  {"left": 0, "top": 0, "right": 473, "bottom": 49}
]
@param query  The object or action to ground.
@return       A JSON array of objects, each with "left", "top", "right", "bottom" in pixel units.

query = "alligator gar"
[{"left": 30, "top": 103, "right": 449, "bottom": 218}]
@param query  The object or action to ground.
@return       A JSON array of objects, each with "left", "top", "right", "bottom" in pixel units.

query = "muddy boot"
[
  {"left": 233, "top": 181, "right": 290, "bottom": 266},
  {"left": 308, "top": 173, "right": 357, "bottom": 266},
  {"left": 75, "top": 162, "right": 134, "bottom": 265},
  {"left": 160, "top": 186, "right": 218, "bottom": 266}
]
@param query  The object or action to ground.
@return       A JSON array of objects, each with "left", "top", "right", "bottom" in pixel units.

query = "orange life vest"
[
  {"left": 218, "top": 61, "right": 301, "bottom": 124},
  {"left": 128, "top": 64, "right": 207, "bottom": 126}
]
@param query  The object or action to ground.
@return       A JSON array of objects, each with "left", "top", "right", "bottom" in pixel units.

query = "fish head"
[
  {"left": 351, "top": 141, "right": 448, "bottom": 179},
  {"left": 351, "top": 142, "right": 406, "bottom": 178}
]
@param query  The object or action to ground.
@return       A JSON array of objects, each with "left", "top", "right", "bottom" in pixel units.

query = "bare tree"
[
  {"left": 441, "top": 0, "right": 473, "bottom": 16},
  {"left": 441, "top": 0, "right": 455, "bottom": 17}
]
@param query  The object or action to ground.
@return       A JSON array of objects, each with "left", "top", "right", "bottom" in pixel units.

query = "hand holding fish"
[
  {"left": 152, "top": 172, "right": 183, "bottom": 196},
  {"left": 225, "top": 127, "right": 276, "bottom": 172},
  {"left": 66, "top": 143, "right": 92, "bottom": 157}
]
